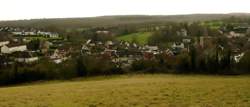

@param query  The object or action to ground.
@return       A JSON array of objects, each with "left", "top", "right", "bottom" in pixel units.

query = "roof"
[
  {"left": 11, "top": 51, "right": 34, "bottom": 58},
  {"left": 6, "top": 42, "right": 26, "bottom": 47},
  {"left": 146, "top": 46, "right": 159, "bottom": 50}
]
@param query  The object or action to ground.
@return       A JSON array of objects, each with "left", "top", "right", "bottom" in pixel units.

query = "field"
[
  {"left": 117, "top": 32, "right": 152, "bottom": 45},
  {"left": 201, "top": 21, "right": 224, "bottom": 29},
  {"left": 0, "top": 74, "right": 250, "bottom": 107}
]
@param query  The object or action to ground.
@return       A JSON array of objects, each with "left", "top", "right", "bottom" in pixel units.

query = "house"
[
  {"left": 144, "top": 45, "right": 159, "bottom": 55},
  {"left": 85, "top": 39, "right": 96, "bottom": 47},
  {"left": 97, "top": 41, "right": 103, "bottom": 45},
  {"left": 81, "top": 44, "right": 91, "bottom": 55},
  {"left": 24, "top": 32, "right": 36, "bottom": 36},
  {"left": 13, "top": 52, "right": 39, "bottom": 63},
  {"left": 1, "top": 43, "right": 27, "bottom": 54},
  {"left": 12, "top": 31, "right": 23, "bottom": 35},
  {"left": 22, "top": 38, "right": 31, "bottom": 42},
  {"left": 234, "top": 53, "right": 245, "bottom": 63},
  {"left": 53, "top": 57, "right": 68, "bottom": 64},
  {"left": 141, "top": 45, "right": 159, "bottom": 60},
  {"left": 171, "top": 43, "right": 186, "bottom": 54},
  {"left": 124, "top": 41, "right": 130, "bottom": 47},
  {"left": 0, "top": 41, "right": 10, "bottom": 47},
  {"left": 164, "top": 49, "right": 174, "bottom": 56},
  {"left": 50, "top": 49, "right": 70, "bottom": 64},
  {"left": 182, "top": 39, "right": 191, "bottom": 43},
  {"left": 227, "top": 31, "right": 245, "bottom": 38},
  {"left": 50, "top": 49, "right": 64, "bottom": 59},
  {"left": 103, "top": 49, "right": 118, "bottom": 57},
  {"left": 172, "top": 43, "right": 185, "bottom": 49},
  {"left": 49, "top": 33, "right": 59, "bottom": 38},
  {"left": 96, "top": 30, "right": 110, "bottom": 35},
  {"left": 12, "top": 31, "right": 36, "bottom": 36},
  {"left": 37, "top": 31, "right": 59, "bottom": 38},
  {"left": 132, "top": 43, "right": 138, "bottom": 48},
  {"left": 143, "top": 51, "right": 154, "bottom": 60},
  {"left": 86, "top": 39, "right": 92, "bottom": 44},
  {"left": 105, "top": 41, "right": 114, "bottom": 48}
]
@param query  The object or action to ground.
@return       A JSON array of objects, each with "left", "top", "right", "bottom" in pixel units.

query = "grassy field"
[
  {"left": 0, "top": 74, "right": 250, "bottom": 107},
  {"left": 201, "top": 21, "right": 224, "bottom": 29},
  {"left": 117, "top": 32, "right": 152, "bottom": 45}
]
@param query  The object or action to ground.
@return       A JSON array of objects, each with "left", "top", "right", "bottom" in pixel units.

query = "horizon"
[
  {"left": 0, "top": 0, "right": 250, "bottom": 21},
  {"left": 0, "top": 12, "right": 249, "bottom": 21}
]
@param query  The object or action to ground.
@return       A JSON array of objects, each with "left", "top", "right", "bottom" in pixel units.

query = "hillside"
[
  {"left": 0, "top": 74, "right": 249, "bottom": 107},
  {"left": 1, "top": 14, "right": 250, "bottom": 29}
]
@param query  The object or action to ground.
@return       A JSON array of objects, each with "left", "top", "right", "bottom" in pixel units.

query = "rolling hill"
[{"left": 0, "top": 13, "right": 250, "bottom": 29}]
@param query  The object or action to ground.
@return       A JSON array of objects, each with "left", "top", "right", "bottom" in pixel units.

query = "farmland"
[{"left": 0, "top": 74, "right": 249, "bottom": 107}]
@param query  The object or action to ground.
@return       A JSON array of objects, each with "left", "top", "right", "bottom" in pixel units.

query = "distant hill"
[{"left": 0, "top": 13, "right": 250, "bottom": 29}]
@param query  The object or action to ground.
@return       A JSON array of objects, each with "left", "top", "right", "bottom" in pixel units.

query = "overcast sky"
[{"left": 0, "top": 0, "right": 249, "bottom": 21}]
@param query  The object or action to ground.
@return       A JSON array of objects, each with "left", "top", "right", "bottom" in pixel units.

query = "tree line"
[{"left": 1, "top": 49, "right": 250, "bottom": 86}]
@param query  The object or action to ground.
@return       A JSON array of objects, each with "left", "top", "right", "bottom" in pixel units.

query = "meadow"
[
  {"left": 0, "top": 74, "right": 250, "bottom": 107},
  {"left": 117, "top": 32, "right": 152, "bottom": 45}
]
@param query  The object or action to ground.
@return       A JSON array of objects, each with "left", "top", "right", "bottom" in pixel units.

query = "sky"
[{"left": 0, "top": 0, "right": 250, "bottom": 21}]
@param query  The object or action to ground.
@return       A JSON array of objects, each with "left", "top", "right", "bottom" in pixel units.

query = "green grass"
[
  {"left": 201, "top": 21, "right": 224, "bottom": 29},
  {"left": 117, "top": 32, "right": 153, "bottom": 45},
  {"left": 0, "top": 74, "right": 250, "bottom": 107}
]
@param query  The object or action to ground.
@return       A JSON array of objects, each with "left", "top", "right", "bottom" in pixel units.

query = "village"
[
  {"left": 2, "top": 0, "right": 250, "bottom": 106},
  {"left": 0, "top": 23, "right": 249, "bottom": 69}
]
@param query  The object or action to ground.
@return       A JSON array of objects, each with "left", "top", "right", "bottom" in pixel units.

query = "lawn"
[
  {"left": 117, "top": 32, "right": 153, "bottom": 45},
  {"left": 0, "top": 74, "right": 250, "bottom": 107}
]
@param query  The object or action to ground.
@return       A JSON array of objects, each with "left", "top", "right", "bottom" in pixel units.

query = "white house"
[
  {"left": 15, "top": 57, "right": 39, "bottom": 63},
  {"left": 182, "top": 39, "right": 191, "bottom": 43},
  {"left": 37, "top": 31, "right": 50, "bottom": 36},
  {"left": 96, "top": 30, "right": 110, "bottom": 34},
  {"left": 234, "top": 53, "right": 245, "bottom": 63},
  {"left": 49, "top": 33, "right": 59, "bottom": 38},
  {"left": 24, "top": 32, "right": 36, "bottom": 36},
  {"left": 37, "top": 31, "right": 59, "bottom": 38},
  {"left": 1, "top": 44, "right": 27, "bottom": 54},
  {"left": 12, "top": 32, "right": 23, "bottom": 35},
  {"left": 13, "top": 51, "right": 39, "bottom": 63},
  {"left": 145, "top": 45, "right": 159, "bottom": 55},
  {"left": 53, "top": 57, "right": 68, "bottom": 64},
  {"left": 172, "top": 43, "right": 185, "bottom": 49},
  {"left": 227, "top": 31, "right": 245, "bottom": 38},
  {"left": 0, "top": 41, "right": 10, "bottom": 47}
]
